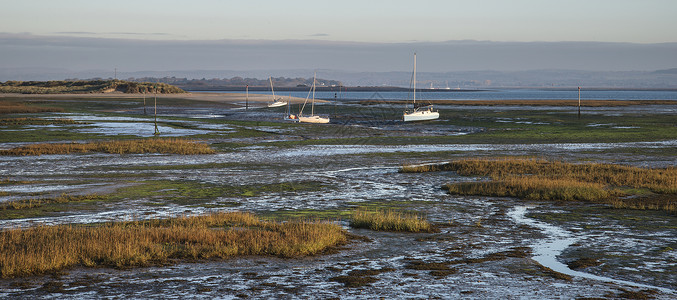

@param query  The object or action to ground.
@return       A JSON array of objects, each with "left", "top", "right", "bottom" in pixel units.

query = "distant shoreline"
[
  {"left": 182, "top": 86, "right": 677, "bottom": 92},
  {"left": 0, "top": 92, "right": 320, "bottom": 104},
  {"left": 184, "top": 86, "right": 485, "bottom": 92}
]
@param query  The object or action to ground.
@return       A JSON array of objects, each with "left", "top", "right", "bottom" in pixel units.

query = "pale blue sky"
[{"left": 2, "top": 0, "right": 676, "bottom": 43}]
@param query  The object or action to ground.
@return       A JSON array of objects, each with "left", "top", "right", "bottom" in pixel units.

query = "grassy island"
[
  {"left": 0, "top": 212, "right": 349, "bottom": 278},
  {"left": 0, "top": 80, "right": 185, "bottom": 94},
  {"left": 0, "top": 138, "right": 215, "bottom": 156},
  {"left": 402, "top": 158, "right": 677, "bottom": 213}
]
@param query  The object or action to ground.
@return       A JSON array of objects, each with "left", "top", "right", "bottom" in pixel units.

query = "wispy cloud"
[{"left": 309, "top": 33, "right": 329, "bottom": 37}]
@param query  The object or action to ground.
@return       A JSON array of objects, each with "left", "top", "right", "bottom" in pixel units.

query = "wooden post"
[
  {"left": 245, "top": 85, "right": 249, "bottom": 110},
  {"left": 578, "top": 86, "right": 581, "bottom": 119},
  {"left": 154, "top": 85, "right": 159, "bottom": 135},
  {"left": 143, "top": 89, "right": 147, "bottom": 115}
]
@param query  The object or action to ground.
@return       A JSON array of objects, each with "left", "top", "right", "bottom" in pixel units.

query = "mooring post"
[
  {"left": 154, "top": 85, "right": 159, "bottom": 135},
  {"left": 578, "top": 86, "right": 581, "bottom": 119},
  {"left": 246, "top": 85, "right": 249, "bottom": 110}
]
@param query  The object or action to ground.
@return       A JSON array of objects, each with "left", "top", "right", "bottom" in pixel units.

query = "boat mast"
[
  {"left": 413, "top": 53, "right": 417, "bottom": 106},
  {"left": 153, "top": 84, "right": 159, "bottom": 135},
  {"left": 578, "top": 86, "right": 581, "bottom": 119},
  {"left": 269, "top": 77, "right": 276, "bottom": 102},
  {"left": 311, "top": 72, "right": 316, "bottom": 116}
]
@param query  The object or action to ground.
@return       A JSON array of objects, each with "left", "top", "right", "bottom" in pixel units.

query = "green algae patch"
[{"left": 112, "top": 180, "right": 331, "bottom": 205}]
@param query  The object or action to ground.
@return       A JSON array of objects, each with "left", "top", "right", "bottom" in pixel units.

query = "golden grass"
[
  {"left": 445, "top": 158, "right": 677, "bottom": 194},
  {"left": 407, "top": 157, "right": 677, "bottom": 213},
  {"left": 0, "top": 212, "right": 348, "bottom": 278},
  {"left": 399, "top": 163, "right": 449, "bottom": 173},
  {"left": 607, "top": 195, "right": 676, "bottom": 212},
  {"left": 350, "top": 208, "right": 436, "bottom": 233},
  {"left": 444, "top": 176, "right": 617, "bottom": 202},
  {"left": 0, "top": 138, "right": 216, "bottom": 156}
]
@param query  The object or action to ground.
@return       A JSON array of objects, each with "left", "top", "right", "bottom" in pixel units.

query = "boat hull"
[
  {"left": 403, "top": 110, "right": 439, "bottom": 122},
  {"left": 267, "top": 101, "right": 287, "bottom": 108},
  {"left": 298, "top": 115, "right": 330, "bottom": 124}
]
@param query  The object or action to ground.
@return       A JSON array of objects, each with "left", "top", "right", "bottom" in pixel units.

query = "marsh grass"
[
  {"left": 0, "top": 102, "right": 64, "bottom": 114},
  {"left": 0, "top": 212, "right": 348, "bottom": 278},
  {"left": 0, "top": 138, "right": 216, "bottom": 156},
  {"left": 406, "top": 158, "right": 677, "bottom": 213},
  {"left": 0, "top": 117, "right": 82, "bottom": 126},
  {"left": 399, "top": 163, "right": 450, "bottom": 173},
  {"left": 0, "top": 193, "right": 107, "bottom": 211},
  {"left": 444, "top": 177, "right": 618, "bottom": 202},
  {"left": 0, "top": 178, "right": 32, "bottom": 185},
  {"left": 112, "top": 180, "right": 329, "bottom": 205},
  {"left": 350, "top": 209, "right": 436, "bottom": 233}
]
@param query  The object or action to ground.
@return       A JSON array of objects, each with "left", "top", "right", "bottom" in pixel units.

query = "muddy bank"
[{"left": 1, "top": 96, "right": 676, "bottom": 298}]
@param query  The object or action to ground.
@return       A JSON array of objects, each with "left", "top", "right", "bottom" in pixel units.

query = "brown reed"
[
  {"left": 0, "top": 138, "right": 216, "bottom": 156},
  {"left": 409, "top": 157, "right": 677, "bottom": 213},
  {"left": 0, "top": 212, "right": 348, "bottom": 278},
  {"left": 444, "top": 176, "right": 617, "bottom": 202},
  {"left": 350, "top": 208, "right": 436, "bottom": 233},
  {"left": 406, "top": 157, "right": 677, "bottom": 194}
]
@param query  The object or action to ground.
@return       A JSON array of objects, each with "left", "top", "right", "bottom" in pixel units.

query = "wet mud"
[{"left": 1, "top": 101, "right": 676, "bottom": 298}]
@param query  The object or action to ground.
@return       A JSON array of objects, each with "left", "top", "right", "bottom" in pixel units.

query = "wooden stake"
[
  {"left": 143, "top": 90, "right": 147, "bottom": 115},
  {"left": 154, "top": 85, "right": 159, "bottom": 135},
  {"left": 578, "top": 86, "right": 581, "bottom": 119}
]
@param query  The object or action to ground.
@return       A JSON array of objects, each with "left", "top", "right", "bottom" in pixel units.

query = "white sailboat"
[
  {"left": 403, "top": 53, "right": 439, "bottom": 122},
  {"left": 298, "top": 73, "right": 330, "bottom": 124},
  {"left": 267, "top": 77, "right": 287, "bottom": 108}
]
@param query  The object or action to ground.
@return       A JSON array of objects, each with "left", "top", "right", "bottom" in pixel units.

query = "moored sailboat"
[
  {"left": 267, "top": 77, "right": 287, "bottom": 108},
  {"left": 298, "top": 73, "right": 330, "bottom": 124},
  {"left": 403, "top": 53, "right": 439, "bottom": 122}
]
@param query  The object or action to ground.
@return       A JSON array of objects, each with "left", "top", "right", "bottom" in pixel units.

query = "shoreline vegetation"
[
  {"left": 0, "top": 212, "right": 349, "bottom": 278},
  {"left": 0, "top": 138, "right": 216, "bottom": 156},
  {"left": 350, "top": 209, "right": 436, "bottom": 233},
  {"left": 0, "top": 102, "right": 64, "bottom": 114},
  {"left": 401, "top": 158, "right": 677, "bottom": 214},
  {"left": 0, "top": 80, "right": 185, "bottom": 94},
  {"left": 0, "top": 194, "right": 107, "bottom": 211}
]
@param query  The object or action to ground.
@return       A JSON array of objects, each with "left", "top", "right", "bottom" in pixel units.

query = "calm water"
[{"left": 205, "top": 89, "right": 677, "bottom": 101}]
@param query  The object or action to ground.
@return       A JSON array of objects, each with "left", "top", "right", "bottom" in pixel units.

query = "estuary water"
[{"left": 204, "top": 89, "right": 677, "bottom": 101}]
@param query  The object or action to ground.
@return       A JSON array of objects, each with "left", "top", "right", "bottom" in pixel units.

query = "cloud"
[{"left": 309, "top": 33, "right": 330, "bottom": 37}]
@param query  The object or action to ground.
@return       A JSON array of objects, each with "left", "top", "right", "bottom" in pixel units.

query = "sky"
[{"left": 1, "top": 0, "right": 677, "bottom": 76}]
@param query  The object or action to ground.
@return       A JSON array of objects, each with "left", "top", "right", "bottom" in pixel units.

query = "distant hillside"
[
  {"left": 653, "top": 68, "right": 677, "bottom": 75},
  {"left": 0, "top": 80, "right": 185, "bottom": 94},
  {"left": 130, "top": 76, "right": 343, "bottom": 91}
]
